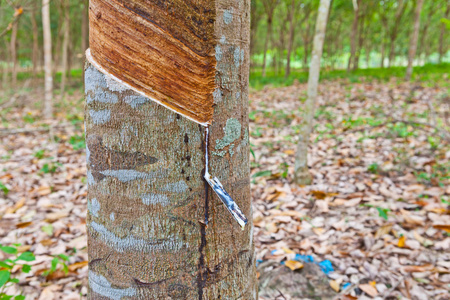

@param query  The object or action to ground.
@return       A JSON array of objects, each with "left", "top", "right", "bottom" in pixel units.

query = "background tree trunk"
[
  {"left": 60, "top": 0, "right": 70, "bottom": 100},
  {"left": 294, "top": 0, "right": 331, "bottom": 185},
  {"left": 285, "top": 0, "right": 296, "bottom": 78},
  {"left": 439, "top": 1, "right": 450, "bottom": 63},
  {"left": 10, "top": 20, "right": 18, "bottom": 88},
  {"left": 405, "top": 0, "right": 424, "bottom": 81},
  {"left": 388, "top": 0, "right": 407, "bottom": 67},
  {"left": 31, "top": 4, "right": 39, "bottom": 77},
  {"left": 81, "top": 0, "right": 89, "bottom": 53},
  {"left": 42, "top": 0, "right": 53, "bottom": 118},
  {"left": 85, "top": 0, "right": 256, "bottom": 299},
  {"left": 262, "top": 16, "right": 273, "bottom": 78},
  {"left": 347, "top": 0, "right": 359, "bottom": 71}
]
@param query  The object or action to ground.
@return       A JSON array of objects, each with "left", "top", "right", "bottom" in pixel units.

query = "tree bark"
[
  {"left": 10, "top": 19, "right": 18, "bottom": 88},
  {"left": 347, "top": 0, "right": 358, "bottom": 72},
  {"left": 262, "top": 16, "right": 272, "bottom": 78},
  {"left": 81, "top": 0, "right": 89, "bottom": 53},
  {"left": 60, "top": 0, "right": 70, "bottom": 100},
  {"left": 42, "top": 0, "right": 53, "bottom": 118},
  {"left": 261, "top": 0, "right": 278, "bottom": 78},
  {"left": 405, "top": 0, "right": 424, "bottom": 81},
  {"left": 439, "top": 1, "right": 450, "bottom": 63},
  {"left": 85, "top": 0, "right": 256, "bottom": 299},
  {"left": 388, "top": 0, "right": 407, "bottom": 67},
  {"left": 31, "top": 4, "right": 39, "bottom": 77},
  {"left": 285, "top": 0, "right": 296, "bottom": 78},
  {"left": 294, "top": 0, "right": 331, "bottom": 185},
  {"left": 1, "top": 38, "right": 9, "bottom": 90}
]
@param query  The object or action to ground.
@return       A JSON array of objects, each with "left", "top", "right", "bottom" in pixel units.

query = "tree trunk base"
[{"left": 294, "top": 170, "right": 313, "bottom": 186}]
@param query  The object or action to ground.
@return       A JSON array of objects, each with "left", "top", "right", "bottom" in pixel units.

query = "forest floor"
[{"left": 0, "top": 73, "right": 449, "bottom": 299}]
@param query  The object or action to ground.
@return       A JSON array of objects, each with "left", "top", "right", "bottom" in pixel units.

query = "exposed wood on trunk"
[
  {"left": 89, "top": 0, "right": 217, "bottom": 125},
  {"left": 294, "top": 0, "right": 331, "bottom": 185},
  {"left": 85, "top": 0, "right": 256, "bottom": 298},
  {"left": 405, "top": 0, "right": 424, "bottom": 81},
  {"left": 42, "top": 0, "right": 53, "bottom": 119}
]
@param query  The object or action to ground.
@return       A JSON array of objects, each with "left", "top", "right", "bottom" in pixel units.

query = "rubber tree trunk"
[
  {"left": 405, "top": 0, "right": 424, "bottom": 81},
  {"left": 285, "top": 0, "right": 296, "bottom": 79},
  {"left": 347, "top": 0, "right": 358, "bottom": 72},
  {"left": 262, "top": 16, "right": 272, "bottom": 78},
  {"left": 42, "top": 0, "right": 53, "bottom": 118},
  {"left": 388, "top": 0, "right": 407, "bottom": 67},
  {"left": 85, "top": 0, "right": 256, "bottom": 299},
  {"left": 10, "top": 20, "right": 18, "bottom": 88},
  {"left": 439, "top": 1, "right": 450, "bottom": 63},
  {"left": 294, "top": 0, "right": 331, "bottom": 185},
  {"left": 81, "top": 0, "right": 89, "bottom": 53},
  {"left": 31, "top": 4, "right": 39, "bottom": 77},
  {"left": 60, "top": 0, "right": 70, "bottom": 100}
]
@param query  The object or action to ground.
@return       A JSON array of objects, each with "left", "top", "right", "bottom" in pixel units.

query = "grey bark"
[
  {"left": 85, "top": 1, "right": 256, "bottom": 299},
  {"left": 405, "top": 0, "right": 424, "bottom": 81},
  {"left": 294, "top": 0, "right": 331, "bottom": 185}
]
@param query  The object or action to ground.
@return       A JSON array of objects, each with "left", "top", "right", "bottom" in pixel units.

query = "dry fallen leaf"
[
  {"left": 284, "top": 260, "right": 304, "bottom": 271},
  {"left": 375, "top": 224, "right": 393, "bottom": 238},
  {"left": 359, "top": 283, "right": 378, "bottom": 297},
  {"left": 68, "top": 261, "right": 88, "bottom": 272},
  {"left": 329, "top": 280, "right": 340, "bottom": 292},
  {"left": 433, "top": 224, "right": 450, "bottom": 233}
]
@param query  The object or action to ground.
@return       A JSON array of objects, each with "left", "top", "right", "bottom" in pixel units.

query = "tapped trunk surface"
[{"left": 85, "top": 0, "right": 256, "bottom": 299}]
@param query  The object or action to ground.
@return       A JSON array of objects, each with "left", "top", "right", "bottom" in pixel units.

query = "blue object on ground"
[
  {"left": 294, "top": 254, "right": 315, "bottom": 263},
  {"left": 318, "top": 260, "right": 334, "bottom": 275}
]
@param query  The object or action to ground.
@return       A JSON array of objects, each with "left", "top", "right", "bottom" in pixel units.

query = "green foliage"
[
  {"left": 22, "top": 115, "right": 35, "bottom": 124},
  {"left": 249, "top": 63, "right": 450, "bottom": 90},
  {"left": 252, "top": 170, "right": 272, "bottom": 178},
  {"left": 279, "top": 162, "right": 289, "bottom": 179},
  {"left": 39, "top": 162, "right": 61, "bottom": 174},
  {"left": 0, "top": 244, "right": 35, "bottom": 299},
  {"left": 34, "top": 150, "right": 46, "bottom": 159},
  {"left": 376, "top": 207, "right": 390, "bottom": 220},
  {"left": 0, "top": 182, "right": 9, "bottom": 196},
  {"left": 42, "top": 254, "right": 71, "bottom": 277},
  {"left": 368, "top": 163, "right": 380, "bottom": 174},
  {"left": 68, "top": 134, "right": 86, "bottom": 150}
]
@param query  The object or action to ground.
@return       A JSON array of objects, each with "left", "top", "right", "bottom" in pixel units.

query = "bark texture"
[
  {"left": 405, "top": 0, "right": 424, "bottom": 81},
  {"left": 85, "top": 0, "right": 256, "bottom": 299},
  {"left": 42, "top": 0, "right": 53, "bottom": 118},
  {"left": 294, "top": 0, "right": 331, "bottom": 185}
]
